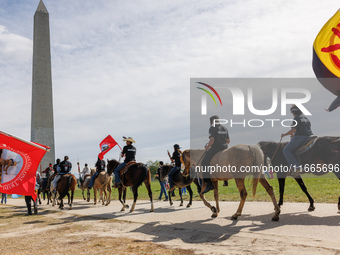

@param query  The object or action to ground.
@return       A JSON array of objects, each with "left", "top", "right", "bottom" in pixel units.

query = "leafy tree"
[{"left": 146, "top": 160, "right": 160, "bottom": 179}]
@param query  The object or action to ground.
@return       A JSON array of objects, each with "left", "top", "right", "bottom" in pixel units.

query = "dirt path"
[{"left": 1, "top": 198, "right": 340, "bottom": 254}]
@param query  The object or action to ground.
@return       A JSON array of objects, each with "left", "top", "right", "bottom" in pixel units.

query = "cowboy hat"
[{"left": 123, "top": 136, "right": 135, "bottom": 143}]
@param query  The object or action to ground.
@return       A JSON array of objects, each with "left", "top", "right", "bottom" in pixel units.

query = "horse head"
[
  {"left": 107, "top": 159, "right": 120, "bottom": 176},
  {"left": 159, "top": 165, "right": 171, "bottom": 181},
  {"left": 181, "top": 150, "right": 191, "bottom": 177}
]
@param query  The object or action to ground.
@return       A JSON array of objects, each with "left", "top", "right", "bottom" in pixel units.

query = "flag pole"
[{"left": 0, "top": 130, "right": 50, "bottom": 152}]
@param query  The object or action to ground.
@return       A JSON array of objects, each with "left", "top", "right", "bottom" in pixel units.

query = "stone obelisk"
[{"left": 31, "top": 0, "right": 55, "bottom": 169}]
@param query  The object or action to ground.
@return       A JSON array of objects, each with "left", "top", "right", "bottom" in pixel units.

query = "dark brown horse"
[
  {"left": 159, "top": 165, "right": 195, "bottom": 207},
  {"left": 182, "top": 147, "right": 281, "bottom": 221},
  {"left": 107, "top": 159, "right": 154, "bottom": 212},
  {"left": 56, "top": 174, "right": 77, "bottom": 210},
  {"left": 258, "top": 136, "right": 340, "bottom": 211}
]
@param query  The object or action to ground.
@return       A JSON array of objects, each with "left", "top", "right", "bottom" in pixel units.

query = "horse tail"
[
  {"left": 134, "top": 164, "right": 148, "bottom": 189},
  {"left": 60, "top": 175, "right": 72, "bottom": 199},
  {"left": 250, "top": 145, "right": 264, "bottom": 197}
]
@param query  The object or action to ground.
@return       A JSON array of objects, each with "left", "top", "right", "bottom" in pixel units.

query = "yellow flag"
[{"left": 313, "top": 9, "right": 340, "bottom": 111}]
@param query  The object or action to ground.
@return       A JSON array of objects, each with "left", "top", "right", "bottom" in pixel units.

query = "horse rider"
[
  {"left": 281, "top": 104, "right": 314, "bottom": 174},
  {"left": 113, "top": 137, "right": 136, "bottom": 188},
  {"left": 41, "top": 163, "right": 53, "bottom": 199},
  {"left": 51, "top": 156, "right": 72, "bottom": 194},
  {"left": 53, "top": 158, "right": 61, "bottom": 174},
  {"left": 201, "top": 115, "right": 230, "bottom": 194},
  {"left": 167, "top": 144, "right": 182, "bottom": 190},
  {"left": 88, "top": 158, "right": 106, "bottom": 189},
  {"left": 78, "top": 162, "right": 90, "bottom": 187}
]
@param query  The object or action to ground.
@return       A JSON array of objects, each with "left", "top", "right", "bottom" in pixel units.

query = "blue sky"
[{"left": 1, "top": 0, "right": 340, "bottom": 174}]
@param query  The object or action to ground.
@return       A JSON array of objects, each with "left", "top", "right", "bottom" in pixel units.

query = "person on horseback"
[
  {"left": 281, "top": 104, "right": 314, "bottom": 173},
  {"left": 88, "top": 158, "right": 106, "bottom": 188},
  {"left": 51, "top": 156, "right": 72, "bottom": 194},
  {"left": 53, "top": 158, "right": 61, "bottom": 174},
  {"left": 201, "top": 115, "right": 230, "bottom": 194},
  {"left": 113, "top": 137, "right": 136, "bottom": 188},
  {"left": 41, "top": 163, "right": 53, "bottom": 199},
  {"left": 78, "top": 162, "right": 90, "bottom": 187},
  {"left": 167, "top": 144, "right": 182, "bottom": 190}
]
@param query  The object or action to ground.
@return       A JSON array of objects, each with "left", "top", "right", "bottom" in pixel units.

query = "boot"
[{"left": 201, "top": 179, "right": 215, "bottom": 194}]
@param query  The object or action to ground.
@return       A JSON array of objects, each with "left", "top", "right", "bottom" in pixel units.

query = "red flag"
[
  {"left": 98, "top": 135, "right": 120, "bottom": 160},
  {"left": 0, "top": 131, "right": 49, "bottom": 200}
]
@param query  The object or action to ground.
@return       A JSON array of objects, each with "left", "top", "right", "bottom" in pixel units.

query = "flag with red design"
[
  {"left": 98, "top": 135, "right": 120, "bottom": 160},
  {"left": 0, "top": 131, "right": 49, "bottom": 200},
  {"left": 312, "top": 8, "right": 340, "bottom": 111}
]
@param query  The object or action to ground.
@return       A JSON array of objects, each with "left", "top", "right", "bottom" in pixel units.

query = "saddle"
[
  {"left": 84, "top": 174, "right": 91, "bottom": 179},
  {"left": 295, "top": 136, "right": 318, "bottom": 155},
  {"left": 120, "top": 161, "right": 136, "bottom": 176}
]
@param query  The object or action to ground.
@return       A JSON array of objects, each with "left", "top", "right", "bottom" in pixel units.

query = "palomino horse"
[
  {"left": 55, "top": 174, "right": 77, "bottom": 210},
  {"left": 182, "top": 146, "right": 281, "bottom": 221},
  {"left": 79, "top": 169, "right": 95, "bottom": 202},
  {"left": 258, "top": 136, "right": 340, "bottom": 211},
  {"left": 92, "top": 169, "right": 112, "bottom": 206},
  {"left": 159, "top": 165, "right": 195, "bottom": 207},
  {"left": 107, "top": 159, "right": 154, "bottom": 212}
]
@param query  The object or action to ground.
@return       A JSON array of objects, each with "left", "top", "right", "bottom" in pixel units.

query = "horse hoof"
[
  {"left": 121, "top": 208, "right": 125, "bottom": 211},
  {"left": 186, "top": 204, "right": 191, "bottom": 208},
  {"left": 125, "top": 205, "right": 129, "bottom": 209},
  {"left": 211, "top": 213, "right": 218, "bottom": 218},
  {"left": 231, "top": 215, "right": 238, "bottom": 220},
  {"left": 308, "top": 206, "right": 315, "bottom": 211},
  {"left": 271, "top": 216, "right": 279, "bottom": 221},
  {"left": 170, "top": 202, "right": 173, "bottom": 206},
  {"left": 69, "top": 207, "right": 72, "bottom": 210},
  {"left": 211, "top": 206, "right": 217, "bottom": 214},
  {"left": 130, "top": 209, "right": 134, "bottom": 213},
  {"left": 179, "top": 203, "right": 183, "bottom": 207},
  {"left": 338, "top": 205, "right": 340, "bottom": 211},
  {"left": 150, "top": 209, "right": 154, "bottom": 212}
]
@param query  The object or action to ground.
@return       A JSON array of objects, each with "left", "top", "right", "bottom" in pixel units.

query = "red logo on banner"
[{"left": 98, "top": 135, "right": 119, "bottom": 160}]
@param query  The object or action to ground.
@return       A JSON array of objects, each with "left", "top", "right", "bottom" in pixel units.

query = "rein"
[{"left": 270, "top": 137, "right": 283, "bottom": 163}]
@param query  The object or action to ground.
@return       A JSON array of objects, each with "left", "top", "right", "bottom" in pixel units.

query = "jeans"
[
  {"left": 158, "top": 181, "right": 168, "bottom": 199},
  {"left": 88, "top": 172, "right": 98, "bottom": 188},
  {"left": 114, "top": 162, "right": 126, "bottom": 184},
  {"left": 168, "top": 166, "right": 180, "bottom": 187},
  {"left": 1, "top": 193, "right": 7, "bottom": 204},
  {"left": 283, "top": 135, "right": 309, "bottom": 168}
]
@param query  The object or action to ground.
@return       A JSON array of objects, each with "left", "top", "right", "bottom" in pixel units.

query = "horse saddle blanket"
[
  {"left": 296, "top": 136, "right": 318, "bottom": 155},
  {"left": 121, "top": 161, "right": 136, "bottom": 175}
]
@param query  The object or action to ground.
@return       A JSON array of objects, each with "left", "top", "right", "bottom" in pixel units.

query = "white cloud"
[{"left": 1, "top": 0, "right": 340, "bottom": 173}]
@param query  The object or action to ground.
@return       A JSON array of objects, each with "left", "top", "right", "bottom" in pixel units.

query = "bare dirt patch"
[{"left": 0, "top": 206, "right": 196, "bottom": 255}]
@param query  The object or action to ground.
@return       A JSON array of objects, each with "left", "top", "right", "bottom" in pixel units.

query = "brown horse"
[
  {"left": 159, "top": 165, "right": 195, "bottom": 207},
  {"left": 79, "top": 169, "right": 95, "bottom": 202},
  {"left": 258, "top": 136, "right": 340, "bottom": 211},
  {"left": 92, "top": 169, "right": 112, "bottom": 206},
  {"left": 182, "top": 146, "right": 281, "bottom": 221},
  {"left": 107, "top": 159, "right": 154, "bottom": 212},
  {"left": 55, "top": 174, "right": 77, "bottom": 210}
]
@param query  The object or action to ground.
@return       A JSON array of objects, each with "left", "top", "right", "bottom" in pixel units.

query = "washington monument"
[{"left": 31, "top": 0, "right": 55, "bottom": 168}]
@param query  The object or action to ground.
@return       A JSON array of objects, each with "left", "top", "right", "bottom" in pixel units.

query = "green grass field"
[{"left": 73, "top": 175, "right": 339, "bottom": 204}]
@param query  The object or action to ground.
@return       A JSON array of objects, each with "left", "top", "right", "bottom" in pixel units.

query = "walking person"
[
  {"left": 156, "top": 161, "right": 168, "bottom": 201},
  {"left": 1, "top": 193, "right": 7, "bottom": 204}
]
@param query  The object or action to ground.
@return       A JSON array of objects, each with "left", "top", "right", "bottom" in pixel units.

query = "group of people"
[
  {"left": 22, "top": 104, "right": 310, "bottom": 215},
  {"left": 158, "top": 103, "right": 312, "bottom": 196}
]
